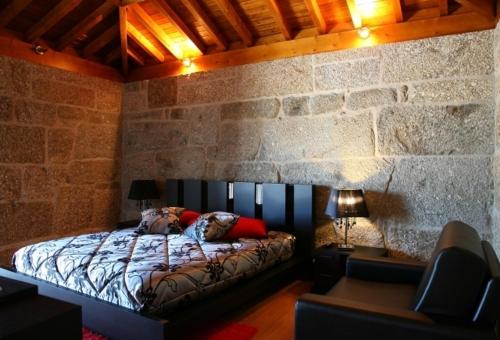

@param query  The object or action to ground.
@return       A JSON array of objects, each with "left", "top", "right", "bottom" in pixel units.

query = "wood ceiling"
[{"left": 0, "top": 0, "right": 497, "bottom": 82}]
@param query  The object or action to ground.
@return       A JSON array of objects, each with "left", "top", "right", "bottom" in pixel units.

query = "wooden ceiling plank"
[
  {"left": 83, "top": 23, "right": 119, "bottom": 57},
  {"left": 129, "top": 3, "right": 182, "bottom": 59},
  {"left": 181, "top": 0, "right": 227, "bottom": 50},
  {"left": 119, "top": 6, "right": 128, "bottom": 75},
  {"left": 128, "top": 46, "right": 145, "bottom": 65},
  {"left": 0, "top": 0, "right": 32, "bottom": 28},
  {"left": 265, "top": 0, "right": 293, "bottom": 40},
  {"left": 127, "top": 11, "right": 495, "bottom": 82},
  {"left": 304, "top": 0, "right": 327, "bottom": 34},
  {"left": 151, "top": 0, "right": 205, "bottom": 54},
  {"left": 105, "top": 47, "right": 121, "bottom": 64},
  {"left": 0, "top": 35, "right": 123, "bottom": 81},
  {"left": 213, "top": 0, "right": 253, "bottom": 46},
  {"left": 57, "top": 1, "right": 115, "bottom": 51},
  {"left": 456, "top": 0, "right": 495, "bottom": 19},
  {"left": 391, "top": 0, "right": 404, "bottom": 22},
  {"left": 26, "top": 0, "right": 82, "bottom": 42},
  {"left": 127, "top": 22, "right": 165, "bottom": 62},
  {"left": 437, "top": 0, "right": 449, "bottom": 15}
]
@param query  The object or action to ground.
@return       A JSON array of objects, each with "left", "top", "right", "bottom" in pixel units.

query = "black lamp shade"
[
  {"left": 325, "top": 189, "right": 369, "bottom": 219},
  {"left": 128, "top": 180, "right": 160, "bottom": 200}
]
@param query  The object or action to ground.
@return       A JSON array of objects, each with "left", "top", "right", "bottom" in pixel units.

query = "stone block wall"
[
  {"left": 495, "top": 23, "right": 500, "bottom": 253},
  {"left": 0, "top": 56, "right": 122, "bottom": 265},
  {"left": 121, "top": 30, "right": 496, "bottom": 260}
]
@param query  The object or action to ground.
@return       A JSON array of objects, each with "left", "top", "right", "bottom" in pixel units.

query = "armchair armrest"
[
  {"left": 346, "top": 255, "right": 426, "bottom": 285},
  {"left": 295, "top": 293, "right": 494, "bottom": 340}
]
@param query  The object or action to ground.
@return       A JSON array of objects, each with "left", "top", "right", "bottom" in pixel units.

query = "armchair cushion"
[
  {"left": 327, "top": 277, "right": 417, "bottom": 310},
  {"left": 346, "top": 255, "right": 426, "bottom": 285}
]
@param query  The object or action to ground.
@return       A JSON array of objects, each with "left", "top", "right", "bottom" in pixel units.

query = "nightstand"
[
  {"left": 0, "top": 276, "right": 82, "bottom": 339},
  {"left": 312, "top": 244, "right": 388, "bottom": 294},
  {"left": 116, "top": 219, "right": 140, "bottom": 229}
]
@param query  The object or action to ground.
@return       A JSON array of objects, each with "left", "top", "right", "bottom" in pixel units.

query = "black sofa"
[{"left": 295, "top": 221, "right": 500, "bottom": 340}]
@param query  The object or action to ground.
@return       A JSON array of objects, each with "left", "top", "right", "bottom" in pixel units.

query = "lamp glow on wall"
[{"left": 347, "top": 0, "right": 380, "bottom": 39}]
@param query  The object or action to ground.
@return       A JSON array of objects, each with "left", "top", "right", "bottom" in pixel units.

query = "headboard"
[{"left": 164, "top": 179, "right": 316, "bottom": 257}]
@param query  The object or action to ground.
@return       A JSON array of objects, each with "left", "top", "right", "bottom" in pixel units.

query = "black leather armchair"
[{"left": 295, "top": 221, "right": 500, "bottom": 340}]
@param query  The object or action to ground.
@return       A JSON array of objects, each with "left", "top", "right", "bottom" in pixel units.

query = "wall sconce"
[
  {"left": 357, "top": 27, "right": 370, "bottom": 39},
  {"left": 228, "top": 182, "right": 234, "bottom": 200},
  {"left": 255, "top": 184, "right": 263, "bottom": 205},
  {"left": 182, "top": 57, "right": 192, "bottom": 67},
  {"left": 32, "top": 42, "right": 48, "bottom": 55}
]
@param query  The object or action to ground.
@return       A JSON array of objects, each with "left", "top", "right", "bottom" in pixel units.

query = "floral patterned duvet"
[{"left": 13, "top": 229, "right": 295, "bottom": 314}]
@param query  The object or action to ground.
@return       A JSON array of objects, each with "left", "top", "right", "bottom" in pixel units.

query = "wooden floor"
[{"left": 228, "top": 280, "right": 312, "bottom": 340}]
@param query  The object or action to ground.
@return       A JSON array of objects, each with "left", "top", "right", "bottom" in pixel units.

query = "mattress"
[{"left": 13, "top": 229, "right": 295, "bottom": 314}]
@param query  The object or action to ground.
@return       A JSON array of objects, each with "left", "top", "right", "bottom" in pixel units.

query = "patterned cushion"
[
  {"left": 136, "top": 207, "right": 185, "bottom": 235},
  {"left": 184, "top": 211, "right": 239, "bottom": 241}
]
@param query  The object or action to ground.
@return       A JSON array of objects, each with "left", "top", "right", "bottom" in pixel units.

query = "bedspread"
[{"left": 13, "top": 229, "right": 295, "bottom": 313}]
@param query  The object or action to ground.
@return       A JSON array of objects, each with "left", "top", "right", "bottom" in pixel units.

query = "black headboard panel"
[
  {"left": 207, "top": 181, "right": 228, "bottom": 212},
  {"left": 183, "top": 180, "right": 204, "bottom": 212},
  {"left": 163, "top": 179, "right": 315, "bottom": 256},
  {"left": 293, "top": 185, "right": 315, "bottom": 256},
  {"left": 262, "top": 183, "right": 287, "bottom": 229},
  {"left": 233, "top": 182, "right": 256, "bottom": 218}
]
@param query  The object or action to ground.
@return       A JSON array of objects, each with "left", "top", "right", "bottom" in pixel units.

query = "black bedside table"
[{"left": 312, "top": 244, "right": 388, "bottom": 293}]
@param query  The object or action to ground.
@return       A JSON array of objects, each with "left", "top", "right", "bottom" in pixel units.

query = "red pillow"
[
  {"left": 220, "top": 217, "right": 268, "bottom": 240},
  {"left": 179, "top": 210, "right": 201, "bottom": 227}
]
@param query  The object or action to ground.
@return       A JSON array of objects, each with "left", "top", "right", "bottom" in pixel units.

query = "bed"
[{"left": 0, "top": 179, "right": 315, "bottom": 339}]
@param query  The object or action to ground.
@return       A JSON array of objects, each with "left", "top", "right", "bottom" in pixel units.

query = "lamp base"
[{"left": 336, "top": 243, "right": 355, "bottom": 250}]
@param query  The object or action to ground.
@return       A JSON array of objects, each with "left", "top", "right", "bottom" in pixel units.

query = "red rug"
[
  {"left": 83, "top": 328, "right": 107, "bottom": 340},
  {"left": 83, "top": 322, "right": 258, "bottom": 340}
]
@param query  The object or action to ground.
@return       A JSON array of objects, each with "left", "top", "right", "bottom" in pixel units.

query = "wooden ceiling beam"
[
  {"left": 128, "top": 47, "right": 145, "bottom": 65},
  {"left": 304, "top": 0, "right": 327, "bottom": 34},
  {"left": 181, "top": 0, "right": 227, "bottom": 50},
  {"left": 437, "top": 0, "right": 449, "bottom": 15},
  {"left": 56, "top": 1, "right": 115, "bottom": 51},
  {"left": 0, "top": 35, "right": 123, "bottom": 81},
  {"left": 456, "top": 0, "right": 495, "bottom": 19},
  {"left": 390, "top": 0, "right": 404, "bottom": 22},
  {"left": 129, "top": 3, "right": 183, "bottom": 59},
  {"left": 26, "top": 0, "right": 82, "bottom": 42},
  {"left": 0, "top": 0, "right": 32, "bottom": 28},
  {"left": 119, "top": 6, "right": 128, "bottom": 75},
  {"left": 151, "top": 0, "right": 205, "bottom": 54},
  {"left": 127, "top": 22, "right": 165, "bottom": 63},
  {"left": 83, "top": 23, "right": 119, "bottom": 57},
  {"left": 104, "top": 47, "right": 121, "bottom": 64},
  {"left": 265, "top": 0, "right": 293, "bottom": 40},
  {"left": 213, "top": 0, "right": 253, "bottom": 46},
  {"left": 127, "top": 11, "right": 495, "bottom": 82}
]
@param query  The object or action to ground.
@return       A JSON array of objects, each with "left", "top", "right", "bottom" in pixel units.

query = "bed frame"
[{"left": 0, "top": 179, "right": 315, "bottom": 340}]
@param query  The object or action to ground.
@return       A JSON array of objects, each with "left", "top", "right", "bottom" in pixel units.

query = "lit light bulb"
[
  {"left": 357, "top": 27, "right": 370, "bottom": 39},
  {"left": 182, "top": 58, "right": 192, "bottom": 67}
]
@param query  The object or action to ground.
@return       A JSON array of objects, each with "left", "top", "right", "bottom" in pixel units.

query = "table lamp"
[
  {"left": 128, "top": 180, "right": 160, "bottom": 212},
  {"left": 324, "top": 188, "right": 369, "bottom": 250}
]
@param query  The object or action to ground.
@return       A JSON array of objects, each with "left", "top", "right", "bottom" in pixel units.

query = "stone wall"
[
  {"left": 495, "top": 23, "right": 500, "bottom": 253},
  {"left": 121, "top": 30, "right": 496, "bottom": 260},
  {"left": 0, "top": 56, "right": 122, "bottom": 265}
]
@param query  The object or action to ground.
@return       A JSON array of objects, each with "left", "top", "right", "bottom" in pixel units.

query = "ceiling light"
[
  {"left": 182, "top": 58, "right": 192, "bottom": 67},
  {"left": 32, "top": 42, "right": 47, "bottom": 55},
  {"left": 357, "top": 27, "right": 370, "bottom": 39}
]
